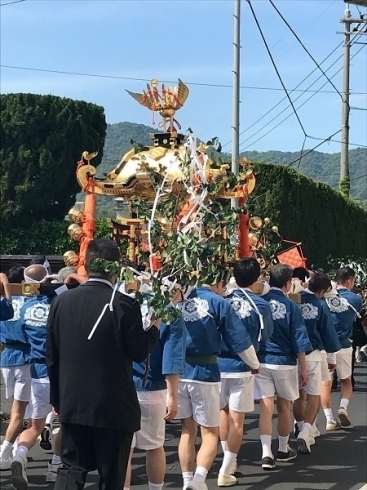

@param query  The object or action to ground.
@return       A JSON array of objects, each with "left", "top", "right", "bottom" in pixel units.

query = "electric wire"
[
  {"left": 269, "top": 0, "right": 344, "bottom": 101},
  {"left": 200, "top": 0, "right": 338, "bottom": 139},
  {"left": 0, "top": 0, "right": 26, "bottom": 5},
  {"left": 239, "top": 40, "right": 367, "bottom": 151},
  {"left": 246, "top": 0, "right": 307, "bottom": 137},
  {"left": 4, "top": 63, "right": 364, "bottom": 94}
]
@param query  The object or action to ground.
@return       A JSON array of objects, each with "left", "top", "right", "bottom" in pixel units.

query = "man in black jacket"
[{"left": 46, "top": 238, "right": 160, "bottom": 490}]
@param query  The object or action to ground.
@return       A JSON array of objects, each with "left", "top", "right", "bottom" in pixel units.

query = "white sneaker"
[
  {"left": 297, "top": 429, "right": 312, "bottom": 454},
  {"left": 311, "top": 426, "right": 321, "bottom": 438},
  {"left": 186, "top": 481, "right": 208, "bottom": 490},
  {"left": 326, "top": 419, "right": 341, "bottom": 431},
  {"left": 46, "top": 460, "right": 62, "bottom": 481},
  {"left": 338, "top": 407, "right": 351, "bottom": 427},
  {"left": 229, "top": 459, "right": 237, "bottom": 475},
  {"left": 11, "top": 454, "right": 28, "bottom": 490},
  {"left": 0, "top": 452, "right": 13, "bottom": 471},
  {"left": 218, "top": 474, "right": 237, "bottom": 487},
  {"left": 360, "top": 344, "right": 367, "bottom": 357}
]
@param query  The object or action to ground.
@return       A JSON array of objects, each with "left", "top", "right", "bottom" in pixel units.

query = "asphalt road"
[{"left": 1, "top": 364, "right": 366, "bottom": 490}]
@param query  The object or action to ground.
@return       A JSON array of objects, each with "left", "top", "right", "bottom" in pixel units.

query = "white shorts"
[
  {"left": 299, "top": 360, "right": 322, "bottom": 395},
  {"left": 1, "top": 365, "right": 31, "bottom": 402},
  {"left": 26, "top": 378, "right": 52, "bottom": 420},
  {"left": 335, "top": 347, "right": 353, "bottom": 380},
  {"left": 220, "top": 376, "right": 254, "bottom": 413},
  {"left": 254, "top": 366, "right": 299, "bottom": 402},
  {"left": 320, "top": 351, "right": 332, "bottom": 382},
  {"left": 131, "top": 390, "right": 167, "bottom": 450},
  {"left": 175, "top": 381, "right": 220, "bottom": 427}
]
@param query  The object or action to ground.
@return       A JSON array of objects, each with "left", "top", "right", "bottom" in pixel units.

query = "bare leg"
[
  {"left": 196, "top": 425, "right": 219, "bottom": 470},
  {"left": 340, "top": 377, "right": 353, "bottom": 402},
  {"left": 123, "top": 449, "right": 134, "bottom": 489},
  {"left": 304, "top": 395, "right": 320, "bottom": 425},
  {"left": 17, "top": 417, "right": 46, "bottom": 450},
  {"left": 293, "top": 390, "right": 306, "bottom": 423},
  {"left": 259, "top": 397, "right": 274, "bottom": 436},
  {"left": 226, "top": 410, "right": 245, "bottom": 454},
  {"left": 146, "top": 446, "right": 166, "bottom": 484},
  {"left": 3, "top": 400, "right": 28, "bottom": 444},
  {"left": 321, "top": 381, "right": 332, "bottom": 411},
  {"left": 276, "top": 397, "right": 292, "bottom": 437},
  {"left": 178, "top": 417, "right": 197, "bottom": 473},
  {"left": 219, "top": 408, "right": 229, "bottom": 447}
]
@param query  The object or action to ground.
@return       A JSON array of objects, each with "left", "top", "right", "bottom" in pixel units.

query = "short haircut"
[
  {"left": 29, "top": 255, "right": 46, "bottom": 266},
  {"left": 8, "top": 264, "right": 25, "bottom": 283},
  {"left": 85, "top": 239, "right": 120, "bottom": 280},
  {"left": 308, "top": 272, "right": 331, "bottom": 294},
  {"left": 58, "top": 266, "right": 77, "bottom": 283},
  {"left": 335, "top": 266, "right": 355, "bottom": 284},
  {"left": 293, "top": 267, "right": 310, "bottom": 282},
  {"left": 269, "top": 263, "right": 293, "bottom": 288},
  {"left": 233, "top": 258, "right": 260, "bottom": 288}
]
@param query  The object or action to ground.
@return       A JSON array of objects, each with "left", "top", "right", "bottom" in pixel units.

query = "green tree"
[{"left": 0, "top": 93, "right": 107, "bottom": 230}]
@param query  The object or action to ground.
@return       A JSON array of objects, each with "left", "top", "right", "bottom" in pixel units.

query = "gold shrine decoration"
[{"left": 126, "top": 79, "right": 189, "bottom": 132}]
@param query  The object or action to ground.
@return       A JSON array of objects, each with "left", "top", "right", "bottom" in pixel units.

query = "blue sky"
[{"left": 1, "top": 0, "right": 366, "bottom": 154}]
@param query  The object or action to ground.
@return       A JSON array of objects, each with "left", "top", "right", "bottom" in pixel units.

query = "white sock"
[
  {"left": 52, "top": 454, "right": 61, "bottom": 465},
  {"left": 182, "top": 471, "right": 193, "bottom": 486},
  {"left": 45, "top": 412, "right": 55, "bottom": 427},
  {"left": 193, "top": 466, "right": 208, "bottom": 483},
  {"left": 220, "top": 440, "right": 227, "bottom": 453},
  {"left": 303, "top": 422, "right": 312, "bottom": 433},
  {"left": 297, "top": 420, "right": 304, "bottom": 431},
  {"left": 323, "top": 408, "right": 334, "bottom": 422},
  {"left": 123, "top": 487, "right": 130, "bottom": 490},
  {"left": 219, "top": 450, "right": 237, "bottom": 476},
  {"left": 148, "top": 483, "right": 164, "bottom": 490},
  {"left": 16, "top": 445, "right": 29, "bottom": 459},
  {"left": 278, "top": 435, "right": 289, "bottom": 453},
  {"left": 260, "top": 434, "right": 272, "bottom": 458},
  {"left": 340, "top": 398, "right": 349, "bottom": 410},
  {"left": 0, "top": 440, "right": 13, "bottom": 458}
]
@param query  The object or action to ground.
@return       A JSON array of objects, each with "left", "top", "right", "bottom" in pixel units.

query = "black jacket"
[{"left": 46, "top": 280, "right": 159, "bottom": 432}]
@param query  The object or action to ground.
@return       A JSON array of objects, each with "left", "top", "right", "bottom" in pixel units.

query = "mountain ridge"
[{"left": 94, "top": 121, "right": 366, "bottom": 216}]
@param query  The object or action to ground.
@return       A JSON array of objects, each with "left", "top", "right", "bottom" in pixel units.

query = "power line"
[
  {"left": 247, "top": 0, "right": 307, "bottom": 137},
  {"left": 0, "top": 0, "right": 26, "bottom": 5},
  {"left": 269, "top": 0, "right": 343, "bottom": 101},
  {"left": 239, "top": 40, "right": 367, "bottom": 151},
  {"left": 221, "top": 27, "right": 365, "bottom": 151},
  {"left": 1, "top": 64, "right": 366, "bottom": 96},
  {"left": 222, "top": 41, "right": 343, "bottom": 149},
  {"left": 285, "top": 131, "right": 341, "bottom": 167}
]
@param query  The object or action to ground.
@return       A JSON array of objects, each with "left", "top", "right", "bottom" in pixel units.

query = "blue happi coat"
[
  {"left": 20, "top": 295, "right": 53, "bottom": 379},
  {"left": 181, "top": 286, "right": 253, "bottom": 382},
  {"left": 0, "top": 296, "right": 30, "bottom": 367},
  {"left": 325, "top": 288, "right": 363, "bottom": 348},
  {"left": 299, "top": 290, "right": 341, "bottom": 353},
  {"left": 0, "top": 298, "right": 14, "bottom": 321},
  {"left": 218, "top": 288, "right": 274, "bottom": 373},
  {"left": 133, "top": 316, "right": 185, "bottom": 391},
  {"left": 258, "top": 288, "right": 312, "bottom": 366}
]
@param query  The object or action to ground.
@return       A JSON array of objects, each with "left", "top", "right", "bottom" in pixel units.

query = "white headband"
[{"left": 24, "top": 265, "right": 48, "bottom": 283}]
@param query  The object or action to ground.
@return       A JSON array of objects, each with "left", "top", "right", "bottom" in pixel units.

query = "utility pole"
[
  {"left": 340, "top": 5, "right": 352, "bottom": 189},
  {"left": 231, "top": 0, "right": 241, "bottom": 209},
  {"left": 340, "top": 5, "right": 351, "bottom": 194},
  {"left": 339, "top": 1, "right": 367, "bottom": 197}
]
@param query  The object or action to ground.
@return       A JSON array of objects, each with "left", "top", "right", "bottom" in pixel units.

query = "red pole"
[
  {"left": 77, "top": 190, "right": 96, "bottom": 276},
  {"left": 238, "top": 197, "right": 251, "bottom": 258}
]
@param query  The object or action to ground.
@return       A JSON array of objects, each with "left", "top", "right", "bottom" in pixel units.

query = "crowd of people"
[{"left": 0, "top": 238, "right": 366, "bottom": 490}]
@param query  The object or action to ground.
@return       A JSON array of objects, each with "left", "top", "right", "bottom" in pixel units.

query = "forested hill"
[{"left": 95, "top": 121, "right": 366, "bottom": 216}]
